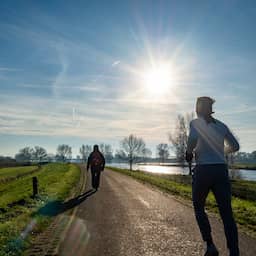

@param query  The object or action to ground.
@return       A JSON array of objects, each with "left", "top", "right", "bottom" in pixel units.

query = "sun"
[{"left": 142, "top": 63, "right": 173, "bottom": 95}]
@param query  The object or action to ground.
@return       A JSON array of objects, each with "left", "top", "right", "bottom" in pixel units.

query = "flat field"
[
  {"left": 0, "top": 166, "right": 39, "bottom": 183},
  {"left": 0, "top": 163, "right": 81, "bottom": 256}
]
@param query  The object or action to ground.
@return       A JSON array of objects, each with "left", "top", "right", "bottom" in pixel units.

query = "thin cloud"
[
  {"left": 0, "top": 91, "right": 177, "bottom": 141},
  {"left": 112, "top": 60, "right": 121, "bottom": 67},
  {"left": 17, "top": 83, "right": 101, "bottom": 92},
  {"left": 0, "top": 67, "right": 20, "bottom": 71}
]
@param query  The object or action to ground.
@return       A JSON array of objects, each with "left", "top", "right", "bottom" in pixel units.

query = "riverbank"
[
  {"left": 136, "top": 162, "right": 256, "bottom": 170},
  {"left": 137, "top": 162, "right": 188, "bottom": 167},
  {"left": 107, "top": 167, "right": 256, "bottom": 237},
  {"left": 232, "top": 163, "right": 256, "bottom": 170},
  {"left": 109, "top": 163, "right": 256, "bottom": 181}
]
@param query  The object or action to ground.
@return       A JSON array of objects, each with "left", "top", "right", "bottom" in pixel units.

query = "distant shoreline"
[
  {"left": 136, "top": 162, "right": 256, "bottom": 170},
  {"left": 231, "top": 164, "right": 256, "bottom": 170},
  {"left": 137, "top": 162, "right": 187, "bottom": 167}
]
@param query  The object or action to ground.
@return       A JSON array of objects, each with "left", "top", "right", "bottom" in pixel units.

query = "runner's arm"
[
  {"left": 225, "top": 127, "right": 240, "bottom": 154},
  {"left": 187, "top": 121, "right": 198, "bottom": 155}
]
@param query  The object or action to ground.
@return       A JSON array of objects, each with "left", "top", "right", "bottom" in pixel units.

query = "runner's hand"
[{"left": 185, "top": 151, "right": 193, "bottom": 163}]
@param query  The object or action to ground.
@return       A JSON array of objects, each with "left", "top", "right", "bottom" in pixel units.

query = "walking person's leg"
[
  {"left": 212, "top": 167, "right": 239, "bottom": 256},
  {"left": 95, "top": 170, "right": 101, "bottom": 189},
  {"left": 91, "top": 169, "right": 96, "bottom": 189}
]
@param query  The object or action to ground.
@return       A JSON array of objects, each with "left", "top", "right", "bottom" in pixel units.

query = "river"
[{"left": 108, "top": 163, "right": 256, "bottom": 182}]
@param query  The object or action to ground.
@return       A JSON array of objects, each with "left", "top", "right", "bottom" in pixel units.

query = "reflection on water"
[
  {"left": 240, "top": 169, "right": 256, "bottom": 182},
  {"left": 109, "top": 163, "right": 190, "bottom": 175},
  {"left": 138, "top": 165, "right": 188, "bottom": 175},
  {"left": 108, "top": 163, "right": 256, "bottom": 182}
]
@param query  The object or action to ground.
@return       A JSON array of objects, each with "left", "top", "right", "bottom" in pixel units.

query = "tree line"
[
  {"left": 5, "top": 114, "right": 208, "bottom": 169},
  {"left": 13, "top": 144, "right": 115, "bottom": 163},
  {"left": 1, "top": 113, "right": 255, "bottom": 169}
]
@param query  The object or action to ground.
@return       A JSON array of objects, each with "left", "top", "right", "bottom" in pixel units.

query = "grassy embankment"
[
  {"left": 232, "top": 163, "right": 256, "bottom": 170},
  {"left": 0, "top": 166, "right": 39, "bottom": 183},
  {"left": 108, "top": 167, "right": 256, "bottom": 237},
  {"left": 0, "top": 163, "right": 81, "bottom": 256}
]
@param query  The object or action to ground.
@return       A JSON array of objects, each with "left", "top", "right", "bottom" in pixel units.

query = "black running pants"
[{"left": 192, "top": 164, "right": 239, "bottom": 256}]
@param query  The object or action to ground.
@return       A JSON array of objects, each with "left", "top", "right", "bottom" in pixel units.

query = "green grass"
[
  {"left": 108, "top": 167, "right": 256, "bottom": 237},
  {"left": 232, "top": 163, "right": 256, "bottom": 170},
  {"left": 0, "top": 163, "right": 81, "bottom": 256},
  {"left": 231, "top": 179, "right": 256, "bottom": 201},
  {"left": 0, "top": 166, "right": 39, "bottom": 183},
  {"left": 155, "top": 173, "right": 256, "bottom": 201}
]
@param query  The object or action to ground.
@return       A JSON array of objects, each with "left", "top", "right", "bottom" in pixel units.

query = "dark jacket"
[{"left": 87, "top": 150, "right": 105, "bottom": 171}]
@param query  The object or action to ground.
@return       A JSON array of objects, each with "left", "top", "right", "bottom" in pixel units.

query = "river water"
[{"left": 108, "top": 163, "right": 256, "bottom": 182}]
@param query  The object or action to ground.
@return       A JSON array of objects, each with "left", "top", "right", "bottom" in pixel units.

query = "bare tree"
[
  {"left": 142, "top": 148, "right": 152, "bottom": 162},
  {"left": 251, "top": 151, "right": 256, "bottom": 161},
  {"left": 79, "top": 144, "right": 92, "bottom": 162},
  {"left": 76, "top": 155, "right": 81, "bottom": 162},
  {"left": 120, "top": 134, "right": 146, "bottom": 171},
  {"left": 115, "top": 150, "right": 127, "bottom": 163},
  {"left": 56, "top": 144, "right": 72, "bottom": 162},
  {"left": 156, "top": 143, "right": 169, "bottom": 163},
  {"left": 33, "top": 146, "right": 47, "bottom": 162},
  {"left": 47, "top": 153, "right": 56, "bottom": 162},
  {"left": 169, "top": 113, "right": 194, "bottom": 165},
  {"left": 99, "top": 143, "right": 114, "bottom": 163},
  {"left": 15, "top": 147, "right": 34, "bottom": 162},
  {"left": 226, "top": 153, "right": 242, "bottom": 179}
]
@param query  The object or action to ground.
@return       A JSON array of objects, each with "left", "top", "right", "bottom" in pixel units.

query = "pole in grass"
[{"left": 32, "top": 177, "right": 38, "bottom": 198}]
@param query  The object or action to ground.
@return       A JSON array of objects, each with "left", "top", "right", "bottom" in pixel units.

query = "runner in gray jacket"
[{"left": 186, "top": 97, "right": 240, "bottom": 256}]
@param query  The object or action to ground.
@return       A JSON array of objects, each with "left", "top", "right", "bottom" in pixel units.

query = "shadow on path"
[{"left": 36, "top": 189, "right": 96, "bottom": 217}]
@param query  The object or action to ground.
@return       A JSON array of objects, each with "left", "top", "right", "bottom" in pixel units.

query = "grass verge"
[
  {"left": 232, "top": 163, "right": 256, "bottom": 170},
  {"left": 0, "top": 166, "right": 39, "bottom": 183},
  {"left": 108, "top": 167, "right": 256, "bottom": 237},
  {"left": 0, "top": 163, "right": 81, "bottom": 256}
]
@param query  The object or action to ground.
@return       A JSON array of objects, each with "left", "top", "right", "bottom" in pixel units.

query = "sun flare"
[{"left": 142, "top": 63, "right": 173, "bottom": 95}]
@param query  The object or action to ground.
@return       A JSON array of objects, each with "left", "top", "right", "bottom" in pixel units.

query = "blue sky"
[{"left": 0, "top": 0, "right": 256, "bottom": 157}]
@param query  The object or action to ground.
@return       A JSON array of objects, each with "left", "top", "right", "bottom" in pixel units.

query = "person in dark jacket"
[
  {"left": 87, "top": 145, "right": 105, "bottom": 190},
  {"left": 186, "top": 97, "right": 240, "bottom": 256}
]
